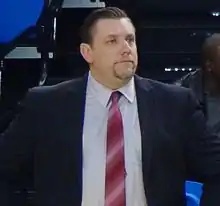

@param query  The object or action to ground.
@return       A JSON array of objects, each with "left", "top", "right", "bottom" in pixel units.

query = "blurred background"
[{"left": 1, "top": 0, "right": 220, "bottom": 108}]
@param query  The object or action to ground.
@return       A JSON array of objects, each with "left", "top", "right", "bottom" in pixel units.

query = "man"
[
  {"left": 0, "top": 7, "right": 220, "bottom": 206},
  {"left": 176, "top": 34, "right": 220, "bottom": 136}
]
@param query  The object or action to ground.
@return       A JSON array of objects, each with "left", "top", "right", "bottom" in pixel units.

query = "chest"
[{"left": 83, "top": 96, "right": 142, "bottom": 166}]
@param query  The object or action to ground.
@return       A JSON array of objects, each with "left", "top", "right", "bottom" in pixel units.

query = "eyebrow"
[{"left": 106, "top": 33, "right": 135, "bottom": 39}]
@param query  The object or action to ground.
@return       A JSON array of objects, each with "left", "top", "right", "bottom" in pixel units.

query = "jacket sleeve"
[{"left": 0, "top": 90, "right": 37, "bottom": 176}]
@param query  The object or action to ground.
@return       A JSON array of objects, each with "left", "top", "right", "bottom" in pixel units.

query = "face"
[
  {"left": 212, "top": 46, "right": 220, "bottom": 79},
  {"left": 80, "top": 18, "right": 138, "bottom": 89},
  {"left": 206, "top": 46, "right": 220, "bottom": 81}
]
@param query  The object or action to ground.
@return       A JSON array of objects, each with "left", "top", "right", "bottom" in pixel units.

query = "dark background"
[{"left": 2, "top": 0, "right": 220, "bottom": 105}]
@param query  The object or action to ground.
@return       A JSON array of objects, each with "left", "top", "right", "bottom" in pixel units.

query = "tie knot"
[{"left": 110, "top": 91, "right": 121, "bottom": 104}]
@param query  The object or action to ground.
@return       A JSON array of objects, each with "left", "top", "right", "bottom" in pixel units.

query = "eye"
[
  {"left": 126, "top": 36, "right": 135, "bottom": 44},
  {"left": 107, "top": 39, "right": 117, "bottom": 44}
]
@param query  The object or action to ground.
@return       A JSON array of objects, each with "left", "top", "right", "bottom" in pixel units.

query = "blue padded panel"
[
  {"left": 0, "top": 0, "right": 45, "bottom": 43},
  {"left": 185, "top": 181, "right": 202, "bottom": 206}
]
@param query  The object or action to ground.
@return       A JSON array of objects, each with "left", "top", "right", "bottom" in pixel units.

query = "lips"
[{"left": 117, "top": 60, "right": 133, "bottom": 63}]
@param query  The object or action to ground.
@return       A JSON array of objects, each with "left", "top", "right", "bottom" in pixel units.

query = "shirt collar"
[{"left": 87, "top": 72, "right": 135, "bottom": 107}]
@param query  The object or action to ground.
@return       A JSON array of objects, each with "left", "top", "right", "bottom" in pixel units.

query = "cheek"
[
  {"left": 93, "top": 50, "right": 107, "bottom": 60},
  {"left": 96, "top": 51, "right": 115, "bottom": 64},
  {"left": 133, "top": 52, "right": 138, "bottom": 64},
  {"left": 93, "top": 54, "right": 114, "bottom": 69}
]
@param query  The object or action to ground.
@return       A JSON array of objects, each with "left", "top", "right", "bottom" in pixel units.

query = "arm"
[
  {"left": 185, "top": 90, "right": 220, "bottom": 206},
  {"left": 0, "top": 91, "right": 36, "bottom": 176}
]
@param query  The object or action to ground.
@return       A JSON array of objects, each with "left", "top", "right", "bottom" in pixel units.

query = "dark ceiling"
[{"left": 105, "top": 0, "right": 219, "bottom": 14}]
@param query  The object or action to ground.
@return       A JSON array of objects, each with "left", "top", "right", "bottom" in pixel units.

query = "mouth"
[{"left": 117, "top": 60, "right": 133, "bottom": 64}]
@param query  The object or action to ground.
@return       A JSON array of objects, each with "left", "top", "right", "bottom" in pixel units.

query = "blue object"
[
  {"left": 0, "top": 0, "right": 45, "bottom": 43},
  {"left": 185, "top": 181, "right": 203, "bottom": 206}
]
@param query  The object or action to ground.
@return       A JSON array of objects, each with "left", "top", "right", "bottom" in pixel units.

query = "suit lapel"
[
  {"left": 135, "top": 75, "right": 156, "bottom": 193},
  {"left": 63, "top": 74, "right": 88, "bottom": 203}
]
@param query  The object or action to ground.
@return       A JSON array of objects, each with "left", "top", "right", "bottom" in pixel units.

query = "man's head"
[
  {"left": 202, "top": 33, "right": 220, "bottom": 81},
  {"left": 79, "top": 7, "right": 138, "bottom": 89}
]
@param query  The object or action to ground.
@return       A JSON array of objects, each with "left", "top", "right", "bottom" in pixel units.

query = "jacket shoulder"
[
  {"left": 21, "top": 76, "right": 86, "bottom": 109},
  {"left": 137, "top": 76, "right": 192, "bottom": 97}
]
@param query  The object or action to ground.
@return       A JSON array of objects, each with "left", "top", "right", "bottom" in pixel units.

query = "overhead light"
[
  {"left": 164, "top": 67, "right": 199, "bottom": 72},
  {"left": 211, "top": 12, "right": 220, "bottom": 16}
]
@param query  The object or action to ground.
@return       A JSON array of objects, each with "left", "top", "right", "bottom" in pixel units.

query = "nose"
[{"left": 121, "top": 40, "right": 132, "bottom": 55}]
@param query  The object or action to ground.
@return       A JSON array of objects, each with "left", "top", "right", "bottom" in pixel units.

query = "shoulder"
[
  {"left": 26, "top": 76, "right": 85, "bottom": 101},
  {"left": 136, "top": 76, "right": 200, "bottom": 111},
  {"left": 136, "top": 75, "right": 193, "bottom": 99},
  {"left": 20, "top": 76, "right": 87, "bottom": 111},
  {"left": 30, "top": 77, "right": 83, "bottom": 95}
]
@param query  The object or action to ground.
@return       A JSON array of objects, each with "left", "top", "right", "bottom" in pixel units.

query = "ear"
[{"left": 80, "top": 43, "right": 93, "bottom": 64}]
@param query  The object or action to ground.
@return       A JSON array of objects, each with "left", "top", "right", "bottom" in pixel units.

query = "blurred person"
[
  {"left": 176, "top": 33, "right": 220, "bottom": 136},
  {"left": 0, "top": 7, "right": 220, "bottom": 206}
]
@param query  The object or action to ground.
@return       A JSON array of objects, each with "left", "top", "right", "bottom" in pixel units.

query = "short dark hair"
[{"left": 79, "top": 7, "right": 131, "bottom": 45}]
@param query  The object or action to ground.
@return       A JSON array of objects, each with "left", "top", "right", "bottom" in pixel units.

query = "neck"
[
  {"left": 204, "top": 73, "right": 220, "bottom": 96},
  {"left": 90, "top": 70, "right": 131, "bottom": 90}
]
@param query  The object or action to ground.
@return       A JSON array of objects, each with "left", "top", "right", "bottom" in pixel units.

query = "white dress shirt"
[{"left": 82, "top": 73, "right": 147, "bottom": 206}]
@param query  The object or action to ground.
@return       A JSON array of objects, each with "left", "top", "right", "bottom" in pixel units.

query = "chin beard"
[{"left": 114, "top": 67, "right": 135, "bottom": 80}]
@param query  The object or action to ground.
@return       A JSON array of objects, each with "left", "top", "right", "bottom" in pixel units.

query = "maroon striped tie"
[{"left": 105, "top": 91, "right": 126, "bottom": 206}]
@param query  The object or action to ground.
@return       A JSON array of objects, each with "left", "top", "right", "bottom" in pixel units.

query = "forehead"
[{"left": 93, "top": 18, "right": 135, "bottom": 39}]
